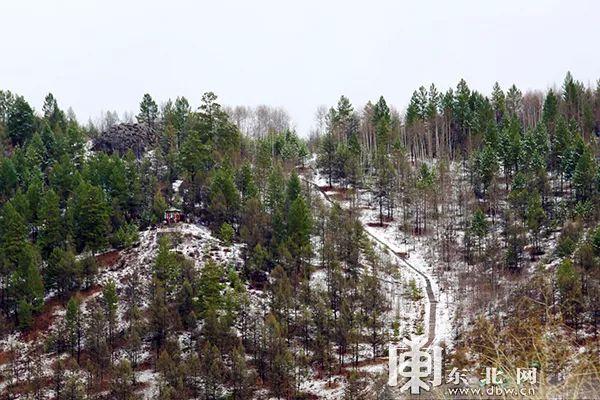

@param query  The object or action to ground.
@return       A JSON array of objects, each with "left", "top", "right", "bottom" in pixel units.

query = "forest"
[{"left": 0, "top": 71, "right": 598, "bottom": 399}]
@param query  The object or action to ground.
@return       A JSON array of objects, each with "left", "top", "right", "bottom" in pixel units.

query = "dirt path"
[{"left": 301, "top": 175, "right": 438, "bottom": 347}]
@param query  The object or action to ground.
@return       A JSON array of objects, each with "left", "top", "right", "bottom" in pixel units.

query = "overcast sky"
[{"left": 1, "top": 0, "right": 598, "bottom": 134}]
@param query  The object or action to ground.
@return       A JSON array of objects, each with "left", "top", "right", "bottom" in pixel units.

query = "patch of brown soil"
[
  {"left": 96, "top": 249, "right": 122, "bottom": 268},
  {"left": 0, "top": 350, "right": 14, "bottom": 366},
  {"left": 330, "top": 192, "right": 348, "bottom": 201},
  {"left": 366, "top": 222, "right": 390, "bottom": 228},
  {"left": 319, "top": 185, "right": 353, "bottom": 194},
  {"left": 22, "top": 284, "right": 102, "bottom": 342}
]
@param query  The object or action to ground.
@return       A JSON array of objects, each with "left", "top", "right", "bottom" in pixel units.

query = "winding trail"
[{"left": 300, "top": 174, "right": 438, "bottom": 347}]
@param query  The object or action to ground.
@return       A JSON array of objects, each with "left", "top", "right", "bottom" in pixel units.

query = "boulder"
[{"left": 92, "top": 122, "right": 159, "bottom": 158}]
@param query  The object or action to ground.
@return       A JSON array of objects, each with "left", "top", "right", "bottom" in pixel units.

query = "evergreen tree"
[
  {"left": 317, "top": 133, "right": 336, "bottom": 187},
  {"left": 173, "top": 96, "right": 191, "bottom": 148},
  {"left": 102, "top": 279, "right": 119, "bottom": 349},
  {"left": 149, "top": 280, "right": 169, "bottom": 352},
  {"left": 208, "top": 166, "right": 240, "bottom": 228},
  {"left": 491, "top": 82, "right": 506, "bottom": 124},
  {"left": 7, "top": 95, "right": 35, "bottom": 146},
  {"left": 543, "top": 89, "right": 558, "bottom": 128},
  {"left": 556, "top": 259, "right": 581, "bottom": 326},
  {"left": 179, "top": 130, "right": 213, "bottom": 181},
  {"left": 526, "top": 192, "right": 546, "bottom": 254},
  {"left": 198, "top": 342, "right": 224, "bottom": 399},
  {"left": 152, "top": 189, "right": 168, "bottom": 225},
  {"left": 373, "top": 155, "right": 396, "bottom": 226},
  {"left": 46, "top": 247, "right": 80, "bottom": 296},
  {"left": 470, "top": 208, "right": 489, "bottom": 257},
  {"left": 68, "top": 182, "right": 111, "bottom": 253},
  {"left": 573, "top": 146, "right": 597, "bottom": 201},
  {"left": 285, "top": 171, "right": 302, "bottom": 208},
  {"left": 235, "top": 163, "right": 258, "bottom": 201},
  {"left": 110, "top": 359, "right": 138, "bottom": 400},
  {"left": 197, "top": 91, "right": 241, "bottom": 154},
  {"left": 197, "top": 261, "right": 224, "bottom": 315},
  {"left": 137, "top": 93, "right": 159, "bottom": 128},
  {"left": 154, "top": 236, "right": 180, "bottom": 295},
  {"left": 265, "top": 314, "right": 295, "bottom": 398},
  {"left": 373, "top": 96, "right": 392, "bottom": 154},
  {"left": 505, "top": 84, "right": 523, "bottom": 119},
  {"left": 65, "top": 295, "right": 83, "bottom": 361},
  {"left": 0, "top": 157, "right": 18, "bottom": 200},
  {"left": 177, "top": 279, "right": 197, "bottom": 329},
  {"left": 42, "top": 93, "right": 66, "bottom": 131},
  {"left": 230, "top": 344, "right": 256, "bottom": 399},
  {"left": 286, "top": 196, "right": 312, "bottom": 278},
  {"left": 359, "top": 271, "right": 388, "bottom": 357}
]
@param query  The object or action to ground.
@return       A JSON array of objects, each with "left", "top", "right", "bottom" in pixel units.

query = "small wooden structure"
[{"left": 164, "top": 208, "right": 183, "bottom": 224}]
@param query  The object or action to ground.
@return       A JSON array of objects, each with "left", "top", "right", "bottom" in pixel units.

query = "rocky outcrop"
[{"left": 92, "top": 122, "right": 158, "bottom": 158}]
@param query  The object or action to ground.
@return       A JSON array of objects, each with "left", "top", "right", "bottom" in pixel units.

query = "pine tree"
[
  {"left": 506, "top": 84, "right": 523, "bottom": 119},
  {"left": 42, "top": 93, "right": 66, "bottom": 131},
  {"left": 26, "top": 174, "right": 43, "bottom": 223},
  {"left": 0, "top": 157, "right": 18, "bottom": 200},
  {"left": 231, "top": 344, "right": 256, "bottom": 399},
  {"left": 573, "top": 146, "right": 597, "bottom": 201},
  {"left": 373, "top": 96, "right": 392, "bottom": 154},
  {"left": 265, "top": 314, "right": 295, "bottom": 398},
  {"left": 137, "top": 93, "right": 159, "bottom": 128},
  {"left": 562, "top": 71, "right": 581, "bottom": 120},
  {"left": 286, "top": 196, "right": 312, "bottom": 278},
  {"left": 85, "top": 301, "right": 110, "bottom": 378},
  {"left": 267, "top": 166, "right": 287, "bottom": 251},
  {"left": 197, "top": 91, "right": 241, "bottom": 154},
  {"left": 173, "top": 96, "right": 191, "bottom": 148},
  {"left": 68, "top": 182, "right": 111, "bottom": 253},
  {"left": 471, "top": 208, "right": 489, "bottom": 257},
  {"left": 556, "top": 259, "right": 581, "bottom": 326},
  {"left": 197, "top": 261, "right": 224, "bottom": 315},
  {"left": 65, "top": 295, "right": 83, "bottom": 361},
  {"left": 235, "top": 163, "right": 258, "bottom": 201},
  {"left": 474, "top": 145, "right": 499, "bottom": 198},
  {"left": 153, "top": 236, "right": 180, "bottom": 296},
  {"left": 454, "top": 79, "right": 471, "bottom": 153},
  {"left": 110, "top": 359, "right": 137, "bottom": 400},
  {"left": 359, "top": 271, "right": 389, "bottom": 357},
  {"left": 270, "top": 265, "right": 293, "bottom": 328},
  {"left": 491, "top": 82, "right": 506, "bottom": 124},
  {"left": 46, "top": 247, "right": 80, "bottom": 296},
  {"left": 526, "top": 192, "right": 546, "bottom": 254},
  {"left": 373, "top": 155, "right": 396, "bottom": 226},
  {"left": 0, "top": 201, "right": 28, "bottom": 264},
  {"left": 285, "top": 171, "right": 302, "bottom": 208},
  {"left": 7, "top": 95, "right": 35, "bottom": 146},
  {"left": 542, "top": 89, "right": 558, "bottom": 128},
  {"left": 199, "top": 342, "right": 224, "bottom": 399},
  {"left": 317, "top": 133, "right": 337, "bottom": 187},
  {"left": 208, "top": 166, "right": 240, "bottom": 228},
  {"left": 102, "top": 279, "right": 119, "bottom": 349},
  {"left": 149, "top": 280, "right": 169, "bottom": 352},
  {"left": 152, "top": 189, "right": 168, "bottom": 225},
  {"left": 179, "top": 130, "right": 213, "bottom": 181},
  {"left": 177, "top": 279, "right": 197, "bottom": 329}
]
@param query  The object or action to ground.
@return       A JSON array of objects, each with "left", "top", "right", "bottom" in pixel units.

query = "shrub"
[
  {"left": 112, "top": 223, "right": 140, "bottom": 249},
  {"left": 219, "top": 222, "right": 234, "bottom": 245}
]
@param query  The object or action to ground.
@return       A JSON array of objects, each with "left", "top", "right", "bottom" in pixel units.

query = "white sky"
[{"left": 1, "top": 0, "right": 598, "bottom": 134}]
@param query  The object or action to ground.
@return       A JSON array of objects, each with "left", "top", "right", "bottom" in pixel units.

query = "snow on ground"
[
  {"left": 172, "top": 179, "right": 183, "bottom": 194},
  {"left": 308, "top": 168, "right": 456, "bottom": 349},
  {"left": 0, "top": 222, "right": 244, "bottom": 398}
]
